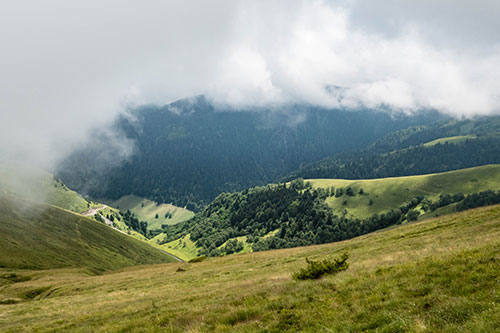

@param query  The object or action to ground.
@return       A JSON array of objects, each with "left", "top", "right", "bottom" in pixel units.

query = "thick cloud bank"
[{"left": 1, "top": 0, "right": 500, "bottom": 170}]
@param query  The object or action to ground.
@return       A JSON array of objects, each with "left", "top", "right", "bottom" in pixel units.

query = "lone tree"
[{"left": 346, "top": 187, "right": 354, "bottom": 196}]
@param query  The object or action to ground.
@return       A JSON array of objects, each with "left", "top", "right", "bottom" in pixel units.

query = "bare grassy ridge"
[
  {"left": 423, "top": 134, "right": 477, "bottom": 147},
  {"left": 1, "top": 204, "right": 499, "bottom": 331},
  {"left": 308, "top": 164, "right": 500, "bottom": 219}
]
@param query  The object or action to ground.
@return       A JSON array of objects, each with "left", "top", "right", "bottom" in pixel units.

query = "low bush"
[{"left": 293, "top": 252, "right": 349, "bottom": 280}]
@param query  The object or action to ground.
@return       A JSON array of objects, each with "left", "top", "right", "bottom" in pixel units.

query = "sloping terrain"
[
  {"left": 0, "top": 195, "right": 176, "bottom": 271},
  {"left": 0, "top": 165, "right": 89, "bottom": 213},
  {"left": 1, "top": 203, "right": 499, "bottom": 331},
  {"left": 308, "top": 164, "right": 500, "bottom": 219},
  {"left": 286, "top": 116, "right": 500, "bottom": 181},
  {"left": 110, "top": 195, "right": 194, "bottom": 228},
  {"left": 151, "top": 165, "right": 500, "bottom": 259}
]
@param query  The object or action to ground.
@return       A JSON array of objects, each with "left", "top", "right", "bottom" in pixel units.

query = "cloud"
[
  {"left": 0, "top": 0, "right": 499, "bottom": 173},
  {"left": 206, "top": 0, "right": 500, "bottom": 115}
]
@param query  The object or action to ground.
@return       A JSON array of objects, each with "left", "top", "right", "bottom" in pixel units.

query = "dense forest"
[
  {"left": 57, "top": 96, "right": 441, "bottom": 209},
  {"left": 161, "top": 179, "right": 425, "bottom": 256},
  {"left": 159, "top": 177, "right": 500, "bottom": 257},
  {"left": 367, "top": 115, "right": 500, "bottom": 153},
  {"left": 285, "top": 137, "right": 500, "bottom": 181},
  {"left": 285, "top": 115, "right": 500, "bottom": 181}
]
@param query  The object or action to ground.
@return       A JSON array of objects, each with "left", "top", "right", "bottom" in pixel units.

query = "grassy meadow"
[
  {"left": 1, "top": 203, "right": 499, "bottom": 331},
  {"left": 423, "top": 134, "right": 477, "bottom": 147},
  {"left": 111, "top": 194, "right": 194, "bottom": 229},
  {"left": 150, "top": 233, "right": 200, "bottom": 261},
  {"left": 308, "top": 164, "right": 500, "bottom": 219}
]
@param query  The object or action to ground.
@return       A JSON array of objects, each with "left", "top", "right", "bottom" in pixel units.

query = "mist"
[{"left": 1, "top": 0, "right": 500, "bottom": 175}]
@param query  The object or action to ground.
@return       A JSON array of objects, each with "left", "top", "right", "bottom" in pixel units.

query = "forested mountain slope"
[
  {"left": 286, "top": 116, "right": 500, "bottom": 181},
  {"left": 58, "top": 96, "right": 442, "bottom": 209}
]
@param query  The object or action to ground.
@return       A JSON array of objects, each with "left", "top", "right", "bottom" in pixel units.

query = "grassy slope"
[
  {"left": 423, "top": 134, "right": 477, "bottom": 146},
  {"left": 0, "top": 195, "right": 176, "bottom": 271},
  {"left": 110, "top": 194, "right": 194, "bottom": 229},
  {"left": 1, "top": 204, "right": 499, "bottom": 331},
  {"left": 308, "top": 164, "right": 500, "bottom": 219},
  {"left": 152, "top": 230, "right": 279, "bottom": 261},
  {"left": 152, "top": 234, "right": 200, "bottom": 261},
  {"left": 0, "top": 166, "right": 89, "bottom": 213}
]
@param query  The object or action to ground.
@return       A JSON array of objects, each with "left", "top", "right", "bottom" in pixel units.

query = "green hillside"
[
  {"left": 0, "top": 195, "right": 176, "bottom": 271},
  {"left": 308, "top": 164, "right": 500, "bottom": 219},
  {"left": 110, "top": 195, "right": 194, "bottom": 229},
  {"left": 0, "top": 165, "right": 89, "bottom": 213},
  {"left": 423, "top": 134, "right": 477, "bottom": 147},
  {"left": 1, "top": 203, "right": 499, "bottom": 331}
]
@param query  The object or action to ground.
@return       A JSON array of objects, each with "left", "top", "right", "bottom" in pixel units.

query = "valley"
[{"left": 3, "top": 109, "right": 500, "bottom": 332}]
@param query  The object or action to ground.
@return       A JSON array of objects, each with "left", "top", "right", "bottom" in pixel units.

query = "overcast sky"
[{"left": 1, "top": 0, "right": 500, "bottom": 170}]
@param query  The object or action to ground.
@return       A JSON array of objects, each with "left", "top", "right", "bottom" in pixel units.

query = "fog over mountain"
[{"left": 1, "top": 0, "right": 500, "bottom": 171}]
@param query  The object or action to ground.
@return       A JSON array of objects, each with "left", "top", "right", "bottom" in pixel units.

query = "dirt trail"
[
  {"left": 82, "top": 205, "right": 118, "bottom": 229},
  {"left": 82, "top": 205, "right": 106, "bottom": 217}
]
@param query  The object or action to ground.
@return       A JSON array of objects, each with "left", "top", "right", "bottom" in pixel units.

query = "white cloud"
[{"left": 1, "top": 0, "right": 500, "bottom": 171}]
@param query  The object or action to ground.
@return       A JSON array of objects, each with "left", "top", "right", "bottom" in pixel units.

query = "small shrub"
[{"left": 293, "top": 252, "right": 349, "bottom": 280}]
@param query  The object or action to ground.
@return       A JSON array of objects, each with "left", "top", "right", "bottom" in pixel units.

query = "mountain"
[
  {"left": 2, "top": 202, "right": 499, "bottom": 331},
  {"left": 57, "top": 96, "right": 443, "bottom": 209},
  {"left": 0, "top": 195, "right": 176, "bottom": 271}
]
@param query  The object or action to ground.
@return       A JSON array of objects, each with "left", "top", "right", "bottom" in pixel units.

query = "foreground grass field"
[
  {"left": 1, "top": 203, "right": 499, "bottom": 331},
  {"left": 308, "top": 164, "right": 500, "bottom": 219}
]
